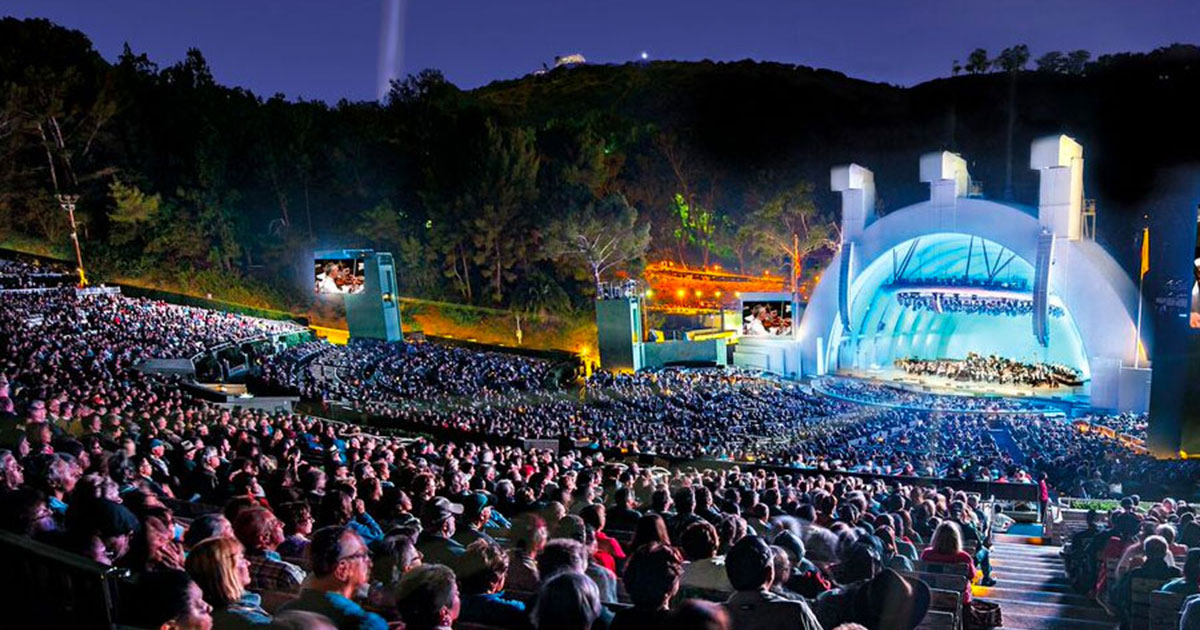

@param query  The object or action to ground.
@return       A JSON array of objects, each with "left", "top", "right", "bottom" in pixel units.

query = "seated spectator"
[
  {"left": 66, "top": 497, "right": 140, "bottom": 565},
  {"left": 186, "top": 536, "right": 272, "bottom": 629},
  {"left": 1157, "top": 523, "right": 1188, "bottom": 557},
  {"left": 457, "top": 539, "right": 531, "bottom": 629},
  {"left": 365, "top": 534, "right": 421, "bottom": 615},
  {"left": 318, "top": 489, "right": 384, "bottom": 545},
  {"left": 1116, "top": 535, "right": 1183, "bottom": 624},
  {"left": 121, "top": 508, "right": 185, "bottom": 572},
  {"left": 817, "top": 568, "right": 930, "bottom": 630},
  {"left": 631, "top": 514, "right": 671, "bottom": 552},
  {"left": 769, "top": 546, "right": 805, "bottom": 600},
  {"left": 722, "top": 536, "right": 822, "bottom": 630},
  {"left": 277, "top": 502, "right": 315, "bottom": 562},
  {"left": 266, "top": 611, "right": 338, "bottom": 630},
  {"left": 277, "top": 526, "right": 387, "bottom": 630},
  {"left": 555, "top": 515, "right": 619, "bottom": 603},
  {"left": 0, "top": 448, "right": 24, "bottom": 492},
  {"left": 874, "top": 526, "right": 914, "bottom": 573},
  {"left": 679, "top": 521, "right": 733, "bottom": 595},
  {"left": 393, "top": 564, "right": 461, "bottom": 630},
  {"left": 0, "top": 487, "right": 56, "bottom": 538},
  {"left": 1163, "top": 549, "right": 1200, "bottom": 595},
  {"left": 185, "top": 514, "right": 235, "bottom": 550},
  {"left": 453, "top": 492, "right": 498, "bottom": 548},
  {"left": 235, "top": 507, "right": 307, "bottom": 593},
  {"left": 920, "top": 521, "right": 976, "bottom": 602},
  {"left": 669, "top": 599, "right": 730, "bottom": 630},
  {"left": 771, "top": 530, "right": 829, "bottom": 599},
  {"left": 613, "top": 542, "right": 684, "bottom": 630},
  {"left": 506, "top": 513, "right": 548, "bottom": 594},
  {"left": 124, "top": 568, "right": 214, "bottom": 630},
  {"left": 533, "top": 571, "right": 602, "bottom": 630},
  {"left": 666, "top": 487, "right": 704, "bottom": 545},
  {"left": 417, "top": 496, "right": 467, "bottom": 569},
  {"left": 581, "top": 503, "right": 625, "bottom": 573},
  {"left": 607, "top": 486, "right": 643, "bottom": 533}
]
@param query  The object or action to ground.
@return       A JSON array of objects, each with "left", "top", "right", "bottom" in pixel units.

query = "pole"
[
  {"left": 1134, "top": 225, "right": 1147, "bottom": 368},
  {"left": 1134, "top": 265, "right": 1145, "bottom": 369},
  {"left": 791, "top": 232, "right": 799, "bottom": 297},
  {"left": 56, "top": 194, "right": 87, "bottom": 287}
]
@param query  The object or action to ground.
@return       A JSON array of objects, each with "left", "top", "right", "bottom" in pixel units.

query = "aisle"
[
  {"left": 989, "top": 426, "right": 1027, "bottom": 466},
  {"left": 979, "top": 535, "right": 1116, "bottom": 630}
]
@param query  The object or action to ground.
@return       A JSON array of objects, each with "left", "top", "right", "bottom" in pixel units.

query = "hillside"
[{"left": 2, "top": 17, "right": 1197, "bottom": 315}]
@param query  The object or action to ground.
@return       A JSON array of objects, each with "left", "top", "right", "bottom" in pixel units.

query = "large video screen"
[
  {"left": 1192, "top": 210, "right": 1200, "bottom": 328},
  {"left": 314, "top": 258, "right": 365, "bottom": 295},
  {"left": 741, "top": 299, "right": 795, "bottom": 337}
]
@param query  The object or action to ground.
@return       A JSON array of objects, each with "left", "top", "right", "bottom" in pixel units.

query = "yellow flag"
[{"left": 1140, "top": 227, "right": 1150, "bottom": 279}]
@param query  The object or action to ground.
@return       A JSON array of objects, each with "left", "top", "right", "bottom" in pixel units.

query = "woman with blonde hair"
[
  {"left": 920, "top": 520, "right": 977, "bottom": 602},
  {"left": 185, "top": 536, "right": 271, "bottom": 629}
]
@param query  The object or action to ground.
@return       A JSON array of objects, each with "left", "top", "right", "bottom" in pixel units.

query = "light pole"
[{"left": 56, "top": 193, "right": 88, "bottom": 287}]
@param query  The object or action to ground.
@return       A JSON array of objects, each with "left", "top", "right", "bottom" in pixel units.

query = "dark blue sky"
[{"left": 7, "top": 1, "right": 1199, "bottom": 103}]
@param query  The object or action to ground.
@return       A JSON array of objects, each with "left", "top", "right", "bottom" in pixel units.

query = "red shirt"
[{"left": 921, "top": 548, "right": 976, "bottom": 602}]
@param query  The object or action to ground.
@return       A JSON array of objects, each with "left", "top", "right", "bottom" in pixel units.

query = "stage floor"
[{"left": 837, "top": 368, "right": 1089, "bottom": 405}]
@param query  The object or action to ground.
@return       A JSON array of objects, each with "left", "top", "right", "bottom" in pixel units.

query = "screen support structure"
[{"left": 342, "top": 251, "right": 403, "bottom": 342}]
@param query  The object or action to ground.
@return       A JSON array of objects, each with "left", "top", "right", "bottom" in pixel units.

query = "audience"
[{"left": 4, "top": 263, "right": 1198, "bottom": 630}]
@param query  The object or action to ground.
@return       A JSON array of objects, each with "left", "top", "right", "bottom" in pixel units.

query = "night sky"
[{"left": 6, "top": 0, "right": 1199, "bottom": 103}]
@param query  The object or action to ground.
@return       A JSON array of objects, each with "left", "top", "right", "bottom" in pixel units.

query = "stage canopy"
[{"left": 831, "top": 232, "right": 1090, "bottom": 379}]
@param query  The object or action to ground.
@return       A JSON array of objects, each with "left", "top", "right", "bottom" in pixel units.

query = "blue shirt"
[
  {"left": 459, "top": 592, "right": 531, "bottom": 630},
  {"left": 278, "top": 589, "right": 387, "bottom": 630},
  {"left": 212, "top": 592, "right": 271, "bottom": 630}
]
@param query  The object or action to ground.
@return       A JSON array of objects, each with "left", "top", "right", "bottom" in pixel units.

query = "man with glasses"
[
  {"left": 234, "top": 506, "right": 307, "bottom": 593},
  {"left": 279, "top": 525, "right": 387, "bottom": 630}
]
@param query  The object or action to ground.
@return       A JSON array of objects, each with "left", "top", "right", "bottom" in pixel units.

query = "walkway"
[
  {"left": 980, "top": 534, "right": 1115, "bottom": 630},
  {"left": 989, "top": 426, "right": 1028, "bottom": 466}
]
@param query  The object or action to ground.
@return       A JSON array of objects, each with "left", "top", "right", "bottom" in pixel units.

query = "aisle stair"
[{"left": 978, "top": 534, "right": 1116, "bottom": 630}]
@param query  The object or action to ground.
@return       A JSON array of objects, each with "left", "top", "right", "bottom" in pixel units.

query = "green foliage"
[
  {"left": 994, "top": 45, "right": 1031, "bottom": 73},
  {"left": 545, "top": 192, "right": 651, "bottom": 292},
  {"left": 107, "top": 178, "right": 161, "bottom": 246},
  {"left": 671, "top": 192, "right": 723, "bottom": 263},
  {"left": 740, "top": 181, "right": 837, "bottom": 287},
  {"left": 965, "top": 48, "right": 991, "bottom": 74},
  {"left": 442, "top": 303, "right": 485, "bottom": 326},
  {"left": 355, "top": 200, "right": 407, "bottom": 248}
]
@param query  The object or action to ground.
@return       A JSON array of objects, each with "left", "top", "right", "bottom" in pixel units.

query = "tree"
[
  {"left": 740, "top": 181, "right": 837, "bottom": 295},
  {"left": 671, "top": 192, "right": 723, "bottom": 267},
  {"left": 965, "top": 48, "right": 991, "bottom": 74},
  {"left": 995, "top": 44, "right": 1030, "bottom": 199},
  {"left": 994, "top": 45, "right": 1031, "bottom": 72},
  {"left": 545, "top": 193, "right": 651, "bottom": 294},
  {"left": 469, "top": 122, "right": 540, "bottom": 304},
  {"left": 1063, "top": 50, "right": 1091, "bottom": 74},
  {"left": 354, "top": 200, "right": 406, "bottom": 249},
  {"left": 107, "top": 178, "right": 161, "bottom": 246},
  {"left": 1036, "top": 51, "right": 1065, "bottom": 73}
]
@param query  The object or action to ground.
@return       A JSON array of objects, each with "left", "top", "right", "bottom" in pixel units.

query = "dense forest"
[{"left": 2, "top": 17, "right": 1198, "bottom": 319}]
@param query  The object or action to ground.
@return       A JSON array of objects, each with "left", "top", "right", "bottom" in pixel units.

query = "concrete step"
[
  {"left": 997, "top": 611, "right": 1116, "bottom": 630},
  {"left": 978, "top": 596, "right": 1114, "bottom": 623},
  {"left": 984, "top": 576, "right": 1078, "bottom": 594},
  {"left": 977, "top": 587, "right": 1095, "bottom": 607}
]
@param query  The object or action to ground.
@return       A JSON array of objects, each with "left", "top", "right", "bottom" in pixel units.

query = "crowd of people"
[
  {"left": 890, "top": 277, "right": 1028, "bottom": 292},
  {"left": 2, "top": 258, "right": 1200, "bottom": 629},
  {"left": 895, "top": 292, "right": 1040, "bottom": 318},
  {"left": 1059, "top": 497, "right": 1200, "bottom": 628},
  {"left": 0, "top": 256, "right": 74, "bottom": 289},
  {"left": 815, "top": 378, "right": 1057, "bottom": 413},
  {"left": 894, "top": 354, "right": 1083, "bottom": 388}
]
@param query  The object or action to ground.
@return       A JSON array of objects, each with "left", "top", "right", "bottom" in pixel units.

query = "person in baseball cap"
[
  {"left": 417, "top": 497, "right": 466, "bottom": 569},
  {"left": 453, "top": 492, "right": 497, "bottom": 547}
]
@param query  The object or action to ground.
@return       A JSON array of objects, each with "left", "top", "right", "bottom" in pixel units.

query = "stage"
[{"left": 834, "top": 368, "right": 1088, "bottom": 409}]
